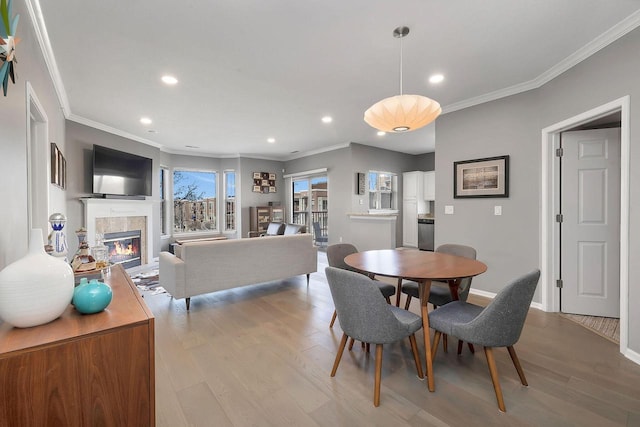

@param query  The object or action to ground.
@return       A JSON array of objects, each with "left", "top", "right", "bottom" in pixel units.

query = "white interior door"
[{"left": 561, "top": 128, "right": 620, "bottom": 317}]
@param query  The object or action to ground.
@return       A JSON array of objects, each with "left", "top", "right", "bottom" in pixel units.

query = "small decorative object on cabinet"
[
  {"left": 48, "top": 213, "right": 68, "bottom": 260},
  {"left": 252, "top": 172, "right": 276, "bottom": 193},
  {"left": 0, "top": 264, "right": 155, "bottom": 425},
  {"left": 0, "top": 228, "right": 74, "bottom": 328},
  {"left": 73, "top": 278, "right": 113, "bottom": 314}
]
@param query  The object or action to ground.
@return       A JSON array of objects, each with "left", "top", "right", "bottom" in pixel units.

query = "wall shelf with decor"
[
  {"left": 252, "top": 172, "right": 277, "bottom": 193},
  {"left": 249, "top": 206, "right": 285, "bottom": 236}
]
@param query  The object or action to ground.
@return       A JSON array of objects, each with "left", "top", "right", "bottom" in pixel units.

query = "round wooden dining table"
[{"left": 344, "top": 249, "right": 487, "bottom": 392}]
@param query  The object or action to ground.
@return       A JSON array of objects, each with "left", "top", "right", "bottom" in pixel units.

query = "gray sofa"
[{"left": 159, "top": 233, "right": 317, "bottom": 309}]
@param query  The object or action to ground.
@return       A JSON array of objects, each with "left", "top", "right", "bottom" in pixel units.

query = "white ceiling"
[{"left": 34, "top": 0, "right": 640, "bottom": 160}]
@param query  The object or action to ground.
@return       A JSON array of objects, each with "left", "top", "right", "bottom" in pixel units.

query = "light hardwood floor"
[{"left": 142, "top": 251, "right": 640, "bottom": 426}]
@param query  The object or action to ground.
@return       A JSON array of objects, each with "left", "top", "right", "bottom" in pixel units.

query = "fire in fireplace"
[{"left": 103, "top": 230, "right": 142, "bottom": 269}]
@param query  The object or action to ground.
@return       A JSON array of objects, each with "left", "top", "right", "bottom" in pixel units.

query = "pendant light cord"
[{"left": 399, "top": 34, "right": 403, "bottom": 96}]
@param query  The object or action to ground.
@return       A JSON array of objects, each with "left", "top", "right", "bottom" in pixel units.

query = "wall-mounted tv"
[{"left": 92, "top": 145, "right": 153, "bottom": 197}]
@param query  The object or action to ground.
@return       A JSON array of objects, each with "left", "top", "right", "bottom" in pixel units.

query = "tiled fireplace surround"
[{"left": 81, "top": 198, "right": 154, "bottom": 267}]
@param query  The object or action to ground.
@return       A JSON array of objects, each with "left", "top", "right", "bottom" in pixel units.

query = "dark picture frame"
[
  {"left": 454, "top": 155, "right": 509, "bottom": 198},
  {"left": 50, "top": 142, "right": 66, "bottom": 189}
]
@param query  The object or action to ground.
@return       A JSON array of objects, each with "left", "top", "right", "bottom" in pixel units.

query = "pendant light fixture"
[{"left": 364, "top": 26, "right": 441, "bottom": 133}]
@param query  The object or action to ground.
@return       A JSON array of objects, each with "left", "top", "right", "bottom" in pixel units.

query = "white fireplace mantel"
[{"left": 81, "top": 198, "right": 154, "bottom": 266}]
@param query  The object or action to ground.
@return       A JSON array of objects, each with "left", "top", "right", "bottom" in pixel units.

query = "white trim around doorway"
[{"left": 540, "top": 96, "right": 631, "bottom": 360}]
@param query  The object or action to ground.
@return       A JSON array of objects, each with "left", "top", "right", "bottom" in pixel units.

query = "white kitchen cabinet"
[
  {"left": 402, "top": 199, "right": 418, "bottom": 247},
  {"left": 403, "top": 171, "right": 422, "bottom": 199},
  {"left": 423, "top": 171, "right": 435, "bottom": 200}
]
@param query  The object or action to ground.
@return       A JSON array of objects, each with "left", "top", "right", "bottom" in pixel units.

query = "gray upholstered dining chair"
[
  {"left": 312, "top": 221, "right": 328, "bottom": 247},
  {"left": 402, "top": 243, "right": 477, "bottom": 354},
  {"left": 428, "top": 269, "right": 540, "bottom": 412},
  {"left": 325, "top": 266, "right": 424, "bottom": 407},
  {"left": 326, "top": 243, "right": 396, "bottom": 328}
]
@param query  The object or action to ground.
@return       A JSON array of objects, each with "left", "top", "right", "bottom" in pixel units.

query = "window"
[
  {"left": 368, "top": 171, "right": 397, "bottom": 210},
  {"left": 159, "top": 167, "right": 168, "bottom": 235},
  {"left": 224, "top": 170, "right": 236, "bottom": 231},
  {"left": 173, "top": 170, "right": 217, "bottom": 233}
]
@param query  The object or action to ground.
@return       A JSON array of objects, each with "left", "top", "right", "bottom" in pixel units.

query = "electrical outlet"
[
  {"left": 359, "top": 199, "right": 363, "bottom": 205},
  {"left": 339, "top": 236, "right": 343, "bottom": 243},
  {"left": 444, "top": 205, "right": 454, "bottom": 215},
  {"left": 494, "top": 206, "right": 502, "bottom": 216}
]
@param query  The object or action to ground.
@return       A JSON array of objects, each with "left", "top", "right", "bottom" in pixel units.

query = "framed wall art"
[
  {"left": 252, "top": 172, "right": 276, "bottom": 193},
  {"left": 50, "top": 143, "right": 66, "bottom": 189},
  {"left": 453, "top": 155, "right": 509, "bottom": 198}
]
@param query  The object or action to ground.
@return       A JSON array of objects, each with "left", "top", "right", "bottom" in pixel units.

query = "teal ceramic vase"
[{"left": 73, "top": 279, "right": 112, "bottom": 314}]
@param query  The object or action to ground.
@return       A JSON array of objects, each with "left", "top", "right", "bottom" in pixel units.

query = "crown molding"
[
  {"left": 68, "top": 114, "right": 163, "bottom": 148},
  {"left": 443, "top": 9, "right": 640, "bottom": 114},
  {"left": 25, "top": 0, "right": 70, "bottom": 116}
]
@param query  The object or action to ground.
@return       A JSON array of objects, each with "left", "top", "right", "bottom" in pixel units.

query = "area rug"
[
  {"left": 130, "top": 269, "right": 167, "bottom": 295},
  {"left": 560, "top": 313, "right": 620, "bottom": 344}
]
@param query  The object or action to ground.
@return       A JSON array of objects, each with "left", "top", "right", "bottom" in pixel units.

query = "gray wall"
[
  {"left": 284, "top": 143, "right": 431, "bottom": 248},
  {"left": 65, "top": 121, "right": 162, "bottom": 257},
  {"left": 436, "top": 26, "right": 640, "bottom": 352},
  {"left": 0, "top": 1, "right": 66, "bottom": 268}
]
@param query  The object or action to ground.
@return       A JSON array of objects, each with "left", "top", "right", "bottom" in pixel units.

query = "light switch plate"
[
  {"left": 494, "top": 206, "right": 502, "bottom": 216},
  {"left": 444, "top": 205, "right": 454, "bottom": 215}
]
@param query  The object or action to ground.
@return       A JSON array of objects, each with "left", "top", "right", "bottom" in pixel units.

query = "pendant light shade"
[
  {"left": 364, "top": 26, "right": 441, "bottom": 133},
  {"left": 364, "top": 94, "right": 441, "bottom": 132}
]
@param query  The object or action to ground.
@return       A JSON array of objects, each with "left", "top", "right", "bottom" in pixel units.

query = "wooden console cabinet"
[{"left": 0, "top": 264, "right": 155, "bottom": 426}]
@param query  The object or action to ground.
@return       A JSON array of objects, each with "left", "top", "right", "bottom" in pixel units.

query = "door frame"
[
  {"left": 540, "top": 96, "right": 629, "bottom": 354},
  {"left": 26, "top": 82, "right": 50, "bottom": 235}
]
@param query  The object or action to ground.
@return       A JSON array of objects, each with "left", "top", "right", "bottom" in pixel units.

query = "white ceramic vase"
[{"left": 0, "top": 229, "right": 74, "bottom": 328}]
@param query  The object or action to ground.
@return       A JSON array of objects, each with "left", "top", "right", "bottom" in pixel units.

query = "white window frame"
[
  {"left": 223, "top": 169, "right": 236, "bottom": 232},
  {"left": 368, "top": 171, "right": 398, "bottom": 213},
  {"left": 172, "top": 168, "right": 219, "bottom": 236},
  {"left": 160, "top": 166, "right": 169, "bottom": 237}
]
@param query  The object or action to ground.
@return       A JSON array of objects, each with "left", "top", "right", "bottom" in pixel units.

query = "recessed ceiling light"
[
  {"left": 429, "top": 74, "right": 444, "bottom": 84},
  {"left": 377, "top": 131, "right": 386, "bottom": 136},
  {"left": 321, "top": 116, "right": 333, "bottom": 124},
  {"left": 140, "top": 117, "right": 152, "bottom": 125},
  {"left": 161, "top": 75, "right": 178, "bottom": 85},
  {"left": 267, "top": 137, "right": 276, "bottom": 143}
]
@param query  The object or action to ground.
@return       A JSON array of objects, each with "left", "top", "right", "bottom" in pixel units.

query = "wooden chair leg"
[
  {"left": 185, "top": 297, "right": 191, "bottom": 310},
  {"left": 348, "top": 337, "right": 355, "bottom": 350},
  {"left": 366, "top": 343, "right": 370, "bottom": 353},
  {"left": 507, "top": 346, "right": 528, "bottom": 386},
  {"left": 329, "top": 310, "right": 337, "bottom": 328},
  {"left": 331, "top": 333, "right": 349, "bottom": 377},
  {"left": 431, "top": 331, "right": 442, "bottom": 360},
  {"left": 395, "top": 278, "right": 403, "bottom": 307},
  {"left": 483, "top": 347, "right": 506, "bottom": 412},
  {"left": 374, "top": 344, "right": 384, "bottom": 407},
  {"left": 385, "top": 296, "right": 392, "bottom": 304},
  {"left": 457, "top": 339, "right": 463, "bottom": 355},
  {"left": 468, "top": 343, "right": 475, "bottom": 354},
  {"left": 408, "top": 334, "right": 424, "bottom": 378},
  {"left": 443, "top": 334, "right": 448, "bottom": 353},
  {"left": 404, "top": 295, "right": 412, "bottom": 310}
]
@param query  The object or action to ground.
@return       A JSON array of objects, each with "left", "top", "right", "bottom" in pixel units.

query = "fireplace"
[
  {"left": 104, "top": 230, "right": 142, "bottom": 269},
  {"left": 82, "top": 198, "right": 154, "bottom": 270}
]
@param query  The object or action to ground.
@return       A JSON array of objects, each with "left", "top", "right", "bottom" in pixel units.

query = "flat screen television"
[{"left": 92, "top": 145, "right": 153, "bottom": 197}]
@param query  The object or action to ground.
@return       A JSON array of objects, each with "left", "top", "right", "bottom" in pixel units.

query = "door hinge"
[
  {"left": 556, "top": 279, "right": 563, "bottom": 289},
  {"left": 556, "top": 214, "right": 563, "bottom": 223},
  {"left": 556, "top": 147, "right": 564, "bottom": 157}
]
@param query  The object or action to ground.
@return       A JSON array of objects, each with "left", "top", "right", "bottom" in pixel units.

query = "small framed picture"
[
  {"left": 269, "top": 173, "right": 276, "bottom": 180},
  {"left": 253, "top": 172, "right": 261, "bottom": 180},
  {"left": 261, "top": 179, "right": 269, "bottom": 186},
  {"left": 253, "top": 185, "right": 261, "bottom": 192},
  {"left": 269, "top": 186, "right": 276, "bottom": 193}
]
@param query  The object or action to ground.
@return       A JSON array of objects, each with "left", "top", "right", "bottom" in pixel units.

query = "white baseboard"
[
  {"left": 469, "top": 288, "right": 543, "bottom": 311},
  {"left": 624, "top": 347, "right": 640, "bottom": 365}
]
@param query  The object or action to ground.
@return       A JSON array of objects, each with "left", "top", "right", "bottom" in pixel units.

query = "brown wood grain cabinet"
[{"left": 0, "top": 264, "right": 155, "bottom": 426}]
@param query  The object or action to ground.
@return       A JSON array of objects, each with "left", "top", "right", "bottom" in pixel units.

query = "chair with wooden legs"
[
  {"left": 402, "top": 244, "right": 477, "bottom": 354},
  {"left": 428, "top": 269, "right": 540, "bottom": 412},
  {"left": 326, "top": 243, "right": 395, "bottom": 328},
  {"left": 325, "top": 266, "right": 424, "bottom": 407}
]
